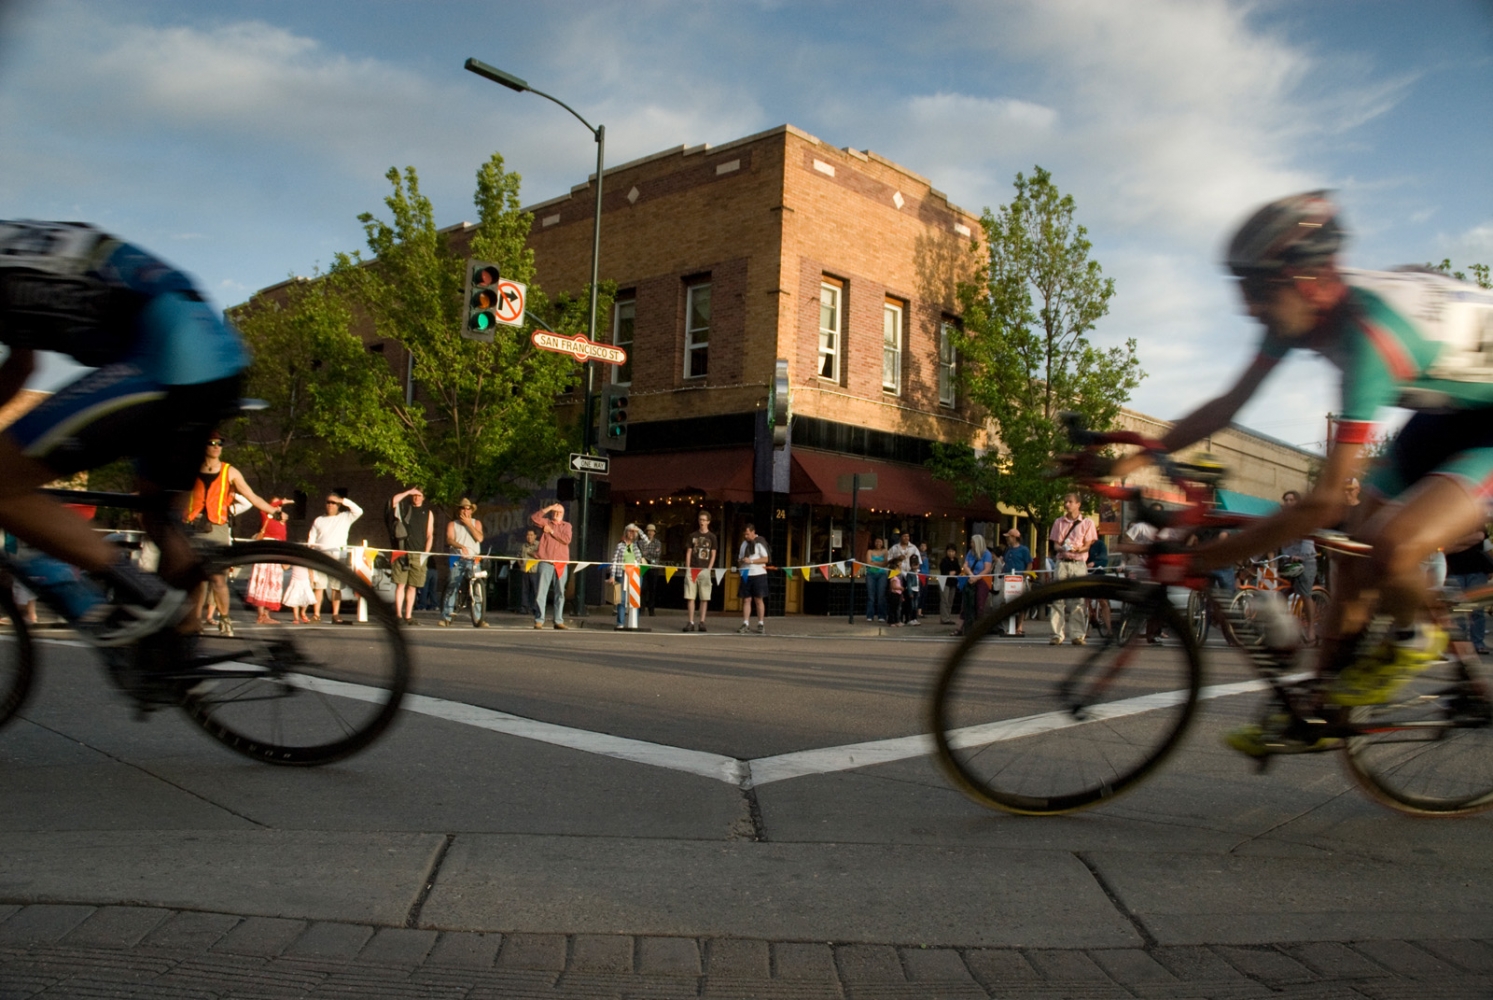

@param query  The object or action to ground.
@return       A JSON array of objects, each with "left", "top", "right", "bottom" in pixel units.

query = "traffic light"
[
  {"left": 462, "top": 260, "right": 501, "bottom": 342},
  {"left": 602, "top": 381, "right": 628, "bottom": 452}
]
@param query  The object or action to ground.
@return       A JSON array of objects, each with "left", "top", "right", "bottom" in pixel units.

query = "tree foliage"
[
  {"left": 929, "top": 166, "right": 1142, "bottom": 533},
  {"left": 324, "top": 154, "right": 614, "bottom": 504},
  {"left": 1427, "top": 258, "right": 1491, "bottom": 290},
  {"left": 225, "top": 274, "right": 370, "bottom": 498}
]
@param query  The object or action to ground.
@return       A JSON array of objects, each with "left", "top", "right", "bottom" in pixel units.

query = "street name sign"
[
  {"left": 569, "top": 453, "right": 610, "bottom": 475},
  {"left": 532, "top": 330, "right": 628, "bottom": 365}
]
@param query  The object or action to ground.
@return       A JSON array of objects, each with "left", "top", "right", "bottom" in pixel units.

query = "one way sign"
[{"left": 569, "top": 453, "right": 610, "bottom": 475}]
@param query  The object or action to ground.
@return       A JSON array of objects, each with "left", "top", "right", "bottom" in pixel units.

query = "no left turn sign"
[{"left": 494, "top": 279, "right": 525, "bottom": 326}]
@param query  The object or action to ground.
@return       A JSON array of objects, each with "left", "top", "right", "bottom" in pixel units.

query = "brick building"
[{"left": 521, "top": 124, "right": 1004, "bottom": 614}]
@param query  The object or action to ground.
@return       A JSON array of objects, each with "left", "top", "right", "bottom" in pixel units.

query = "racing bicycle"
[
  {"left": 0, "top": 489, "right": 411, "bottom": 765},
  {"left": 930, "top": 418, "right": 1493, "bottom": 817}
]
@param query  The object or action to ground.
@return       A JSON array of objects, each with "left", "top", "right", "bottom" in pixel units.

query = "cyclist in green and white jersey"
[{"left": 1111, "top": 191, "right": 1493, "bottom": 756}]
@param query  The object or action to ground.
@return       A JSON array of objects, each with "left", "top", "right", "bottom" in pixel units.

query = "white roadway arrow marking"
[
  {"left": 32, "top": 639, "right": 1281, "bottom": 789},
  {"left": 287, "top": 670, "right": 1281, "bottom": 789}
]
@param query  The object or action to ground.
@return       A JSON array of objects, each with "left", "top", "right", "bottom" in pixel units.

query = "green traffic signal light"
[
  {"left": 463, "top": 260, "right": 502, "bottom": 340},
  {"left": 605, "top": 390, "right": 628, "bottom": 449}
]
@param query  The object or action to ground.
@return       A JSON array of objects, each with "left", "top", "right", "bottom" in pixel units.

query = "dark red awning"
[
  {"left": 789, "top": 448, "right": 998, "bottom": 519},
  {"left": 607, "top": 447, "right": 755, "bottom": 503}
]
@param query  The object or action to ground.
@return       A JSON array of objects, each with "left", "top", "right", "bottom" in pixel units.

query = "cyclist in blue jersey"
[
  {"left": 1110, "top": 192, "right": 1493, "bottom": 756},
  {"left": 0, "top": 220, "right": 262, "bottom": 646}
]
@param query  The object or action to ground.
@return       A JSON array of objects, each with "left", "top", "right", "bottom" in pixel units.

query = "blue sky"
[{"left": 1, "top": 0, "right": 1489, "bottom": 451}]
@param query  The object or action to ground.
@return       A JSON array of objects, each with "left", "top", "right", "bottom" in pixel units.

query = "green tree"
[
  {"left": 224, "top": 273, "right": 371, "bottom": 498},
  {"left": 327, "top": 154, "right": 614, "bottom": 503},
  {"left": 929, "top": 166, "right": 1142, "bottom": 536},
  {"left": 1427, "top": 258, "right": 1491, "bottom": 289}
]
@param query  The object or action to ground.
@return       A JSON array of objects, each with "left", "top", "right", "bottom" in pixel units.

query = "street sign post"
[{"left": 569, "top": 453, "right": 610, "bottom": 475}]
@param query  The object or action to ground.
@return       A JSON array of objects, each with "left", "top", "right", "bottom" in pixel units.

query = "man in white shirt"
[
  {"left": 887, "top": 530, "right": 922, "bottom": 626},
  {"left": 736, "top": 523, "right": 770, "bottom": 635},
  {"left": 307, "top": 491, "right": 363, "bottom": 623}
]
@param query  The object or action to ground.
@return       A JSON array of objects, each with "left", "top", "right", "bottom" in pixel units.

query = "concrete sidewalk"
[{"left": 4, "top": 901, "right": 1492, "bottom": 999}]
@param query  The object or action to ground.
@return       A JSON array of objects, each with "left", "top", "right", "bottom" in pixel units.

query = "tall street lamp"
[{"left": 465, "top": 57, "right": 604, "bottom": 617}]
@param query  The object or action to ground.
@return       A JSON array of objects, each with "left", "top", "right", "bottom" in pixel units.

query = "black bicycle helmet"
[{"left": 1224, "top": 190, "right": 1344, "bottom": 276}]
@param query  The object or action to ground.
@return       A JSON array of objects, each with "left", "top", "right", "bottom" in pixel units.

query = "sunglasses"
[{"left": 207, "top": 439, "right": 224, "bottom": 446}]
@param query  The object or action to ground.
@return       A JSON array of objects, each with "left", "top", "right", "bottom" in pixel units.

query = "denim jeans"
[
  {"left": 535, "top": 562, "right": 568, "bottom": 624},
  {"left": 1447, "top": 572, "right": 1488, "bottom": 649},
  {"left": 865, "top": 573, "right": 888, "bottom": 620},
  {"left": 441, "top": 558, "right": 475, "bottom": 621}
]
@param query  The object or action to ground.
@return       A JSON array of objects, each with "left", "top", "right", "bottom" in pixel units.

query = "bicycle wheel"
[
  {"left": 1186, "top": 589, "right": 1211, "bottom": 645},
  {"left": 1227, "top": 589, "right": 1263, "bottom": 646},
  {"left": 930, "top": 576, "right": 1203, "bottom": 815},
  {"left": 0, "top": 585, "right": 36, "bottom": 729},
  {"left": 1341, "top": 656, "right": 1493, "bottom": 816},
  {"left": 180, "top": 541, "right": 411, "bottom": 765},
  {"left": 469, "top": 575, "right": 486, "bottom": 626}
]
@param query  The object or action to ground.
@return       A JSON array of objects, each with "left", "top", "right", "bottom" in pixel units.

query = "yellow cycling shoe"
[
  {"left": 1327, "top": 624, "right": 1448, "bottom": 707},
  {"left": 1225, "top": 720, "right": 1342, "bottom": 758}
]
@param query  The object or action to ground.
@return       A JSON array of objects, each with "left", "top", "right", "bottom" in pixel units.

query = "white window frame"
[
  {"left": 938, "top": 320, "right": 958, "bottom": 407},
  {"left": 818, "top": 281, "right": 841, "bottom": 382},
  {"left": 684, "top": 283, "right": 710, "bottom": 379},
  {"left": 882, "top": 299, "right": 903, "bottom": 394},
  {"left": 612, "top": 297, "right": 635, "bottom": 385}
]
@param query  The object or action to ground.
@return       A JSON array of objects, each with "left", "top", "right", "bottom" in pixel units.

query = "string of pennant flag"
[{"left": 305, "top": 542, "right": 1051, "bottom": 586}]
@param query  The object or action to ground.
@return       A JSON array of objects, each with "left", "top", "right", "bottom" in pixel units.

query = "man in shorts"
[
  {"left": 387, "top": 486, "right": 432, "bottom": 626},
  {"left": 1109, "top": 191, "right": 1493, "bottom": 755},
  {"left": 736, "top": 522, "right": 770, "bottom": 634},
  {"left": 0, "top": 220, "right": 253, "bottom": 645},
  {"left": 683, "top": 510, "right": 717, "bottom": 632}
]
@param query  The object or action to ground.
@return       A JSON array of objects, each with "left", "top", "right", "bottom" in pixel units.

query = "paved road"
[{"left": 2, "top": 610, "right": 1490, "bottom": 998}]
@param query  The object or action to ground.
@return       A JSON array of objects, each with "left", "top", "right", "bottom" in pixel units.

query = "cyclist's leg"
[
  {"left": 0, "top": 365, "right": 168, "bottom": 573},
  {"left": 1359, "top": 475, "right": 1486, "bottom": 628}
]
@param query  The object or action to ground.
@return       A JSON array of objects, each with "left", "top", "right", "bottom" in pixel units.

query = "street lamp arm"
[{"left": 464, "top": 58, "right": 598, "bottom": 139}]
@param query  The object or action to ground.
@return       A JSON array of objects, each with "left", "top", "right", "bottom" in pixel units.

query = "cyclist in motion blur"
[
  {"left": 0, "top": 220, "right": 254, "bottom": 688},
  {"left": 1110, "top": 192, "right": 1493, "bottom": 756}
]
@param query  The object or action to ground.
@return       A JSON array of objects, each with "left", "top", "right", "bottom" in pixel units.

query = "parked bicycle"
[
  {"left": 930, "top": 419, "right": 1493, "bottom": 817},
  {"left": 0, "top": 489, "right": 411, "bottom": 765}
]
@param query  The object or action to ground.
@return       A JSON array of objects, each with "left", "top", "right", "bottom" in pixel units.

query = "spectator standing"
[
  {"left": 955, "top": 535, "right": 995, "bottom": 637},
  {"left": 1086, "top": 532, "right": 1111, "bottom": 634},
  {"left": 864, "top": 536, "right": 890, "bottom": 623},
  {"left": 736, "top": 523, "right": 770, "bottom": 634},
  {"left": 518, "top": 528, "right": 540, "bottom": 617},
  {"left": 607, "top": 523, "right": 647, "bottom": 629},
  {"left": 638, "top": 523, "right": 663, "bottom": 616},
  {"left": 683, "top": 510, "right": 718, "bottom": 632},
  {"left": 185, "top": 435, "right": 276, "bottom": 634},
  {"left": 246, "top": 500, "right": 290, "bottom": 624},
  {"left": 1048, "top": 492, "right": 1097, "bottom": 645},
  {"left": 440, "top": 498, "right": 486, "bottom": 627},
  {"left": 387, "top": 487, "right": 433, "bottom": 627},
  {"left": 918, "top": 542, "right": 932, "bottom": 618},
  {"left": 1278, "top": 490, "right": 1319, "bottom": 644},
  {"left": 888, "top": 531, "right": 921, "bottom": 626},
  {"left": 1445, "top": 528, "right": 1492, "bottom": 655},
  {"left": 938, "top": 544, "right": 961, "bottom": 624},
  {"left": 307, "top": 491, "right": 364, "bottom": 624},
  {"left": 531, "top": 502, "right": 572, "bottom": 629},
  {"left": 1002, "top": 528, "right": 1032, "bottom": 637}
]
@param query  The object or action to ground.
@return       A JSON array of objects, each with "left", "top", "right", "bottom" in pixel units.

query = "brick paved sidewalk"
[{"left": 3, "top": 903, "right": 1491, "bottom": 999}]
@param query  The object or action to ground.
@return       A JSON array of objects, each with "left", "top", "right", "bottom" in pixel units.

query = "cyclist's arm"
[
  {"left": 1112, "top": 354, "right": 1277, "bottom": 478},
  {"left": 1194, "top": 441, "right": 1366, "bottom": 571},
  {"left": 0, "top": 347, "right": 35, "bottom": 409}
]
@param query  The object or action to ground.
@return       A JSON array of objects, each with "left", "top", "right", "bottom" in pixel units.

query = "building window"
[
  {"left": 818, "top": 281, "right": 841, "bottom": 381},
  {"left": 685, "top": 283, "right": 710, "bottom": 379},
  {"left": 882, "top": 299, "right": 903, "bottom": 394},
  {"left": 612, "top": 297, "right": 635, "bottom": 384},
  {"left": 938, "top": 320, "right": 958, "bottom": 407}
]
